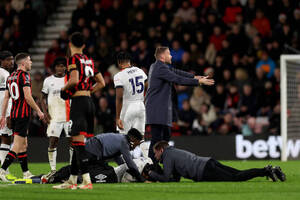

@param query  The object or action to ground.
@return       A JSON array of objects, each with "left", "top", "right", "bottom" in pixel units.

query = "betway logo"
[{"left": 236, "top": 135, "right": 300, "bottom": 159}]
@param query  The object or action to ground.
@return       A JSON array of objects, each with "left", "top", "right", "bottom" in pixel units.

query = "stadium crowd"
[{"left": 2, "top": 0, "right": 300, "bottom": 137}]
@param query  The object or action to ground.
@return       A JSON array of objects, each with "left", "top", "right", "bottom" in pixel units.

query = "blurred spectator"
[
  {"left": 222, "top": 0, "right": 242, "bottom": 24},
  {"left": 201, "top": 103, "right": 217, "bottom": 126},
  {"left": 211, "top": 112, "right": 239, "bottom": 135},
  {"left": 174, "top": 1, "right": 196, "bottom": 23},
  {"left": 211, "top": 83, "right": 226, "bottom": 113},
  {"left": 209, "top": 26, "right": 226, "bottom": 52},
  {"left": 44, "top": 39, "right": 64, "bottom": 74},
  {"left": 252, "top": 9, "right": 271, "bottom": 37},
  {"left": 31, "top": 71, "right": 43, "bottom": 99},
  {"left": 96, "top": 97, "right": 115, "bottom": 133},
  {"left": 225, "top": 84, "right": 240, "bottom": 111},
  {"left": 192, "top": 115, "right": 208, "bottom": 135},
  {"left": 178, "top": 99, "right": 196, "bottom": 135},
  {"left": 238, "top": 84, "right": 257, "bottom": 116},
  {"left": 256, "top": 51, "right": 276, "bottom": 79},
  {"left": 268, "top": 103, "right": 280, "bottom": 135},
  {"left": 170, "top": 40, "right": 184, "bottom": 64},
  {"left": 190, "top": 87, "right": 211, "bottom": 114}
]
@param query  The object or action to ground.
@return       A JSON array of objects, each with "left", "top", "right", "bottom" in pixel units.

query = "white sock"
[
  {"left": 69, "top": 147, "right": 74, "bottom": 165},
  {"left": 48, "top": 148, "right": 57, "bottom": 171},
  {"left": 82, "top": 173, "right": 91, "bottom": 184},
  {"left": 0, "top": 144, "right": 10, "bottom": 166},
  {"left": 69, "top": 175, "right": 78, "bottom": 184}
]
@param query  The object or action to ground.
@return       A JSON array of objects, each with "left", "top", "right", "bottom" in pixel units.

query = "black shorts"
[
  {"left": 70, "top": 96, "right": 95, "bottom": 137},
  {"left": 11, "top": 118, "right": 30, "bottom": 137}
]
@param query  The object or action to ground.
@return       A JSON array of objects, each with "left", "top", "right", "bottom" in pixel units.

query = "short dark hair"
[
  {"left": 154, "top": 46, "right": 169, "bottom": 59},
  {"left": 51, "top": 57, "right": 66, "bottom": 70},
  {"left": 153, "top": 141, "right": 169, "bottom": 151},
  {"left": 117, "top": 51, "right": 131, "bottom": 64},
  {"left": 15, "top": 53, "right": 29, "bottom": 64},
  {"left": 127, "top": 128, "right": 143, "bottom": 141},
  {"left": 70, "top": 32, "right": 85, "bottom": 48},
  {"left": 0, "top": 51, "right": 13, "bottom": 60}
]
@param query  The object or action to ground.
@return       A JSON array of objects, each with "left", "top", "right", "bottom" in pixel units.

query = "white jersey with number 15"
[{"left": 113, "top": 66, "right": 147, "bottom": 104}]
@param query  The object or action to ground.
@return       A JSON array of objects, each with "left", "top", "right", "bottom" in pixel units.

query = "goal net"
[{"left": 280, "top": 55, "right": 300, "bottom": 161}]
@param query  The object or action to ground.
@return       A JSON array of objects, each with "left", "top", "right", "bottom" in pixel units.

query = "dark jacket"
[
  {"left": 149, "top": 146, "right": 210, "bottom": 182},
  {"left": 145, "top": 60, "right": 199, "bottom": 126}
]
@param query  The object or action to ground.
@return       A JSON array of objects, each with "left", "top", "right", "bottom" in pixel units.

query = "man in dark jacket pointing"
[
  {"left": 145, "top": 46, "right": 214, "bottom": 162},
  {"left": 147, "top": 141, "right": 286, "bottom": 182}
]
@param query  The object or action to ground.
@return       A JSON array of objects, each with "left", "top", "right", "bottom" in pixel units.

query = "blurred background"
[{"left": 1, "top": 0, "right": 300, "bottom": 160}]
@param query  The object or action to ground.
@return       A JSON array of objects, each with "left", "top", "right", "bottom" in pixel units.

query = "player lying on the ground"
[
  {"left": 52, "top": 128, "right": 146, "bottom": 188},
  {"left": 41, "top": 157, "right": 153, "bottom": 184},
  {"left": 144, "top": 141, "right": 286, "bottom": 182},
  {"left": 83, "top": 128, "right": 146, "bottom": 182}
]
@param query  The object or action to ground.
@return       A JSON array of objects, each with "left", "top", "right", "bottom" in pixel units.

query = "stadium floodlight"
[{"left": 280, "top": 55, "right": 300, "bottom": 161}]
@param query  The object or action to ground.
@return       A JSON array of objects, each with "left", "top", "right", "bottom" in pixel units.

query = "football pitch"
[{"left": 0, "top": 161, "right": 299, "bottom": 200}]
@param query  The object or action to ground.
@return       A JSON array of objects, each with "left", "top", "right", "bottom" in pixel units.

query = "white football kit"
[
  {"left": 113, "top": 66, "right": 147, "bottom": 135},
  {"left": 114, "top": 156, "right": 153, "bottom": 183},
  {"left": 0, "top": 67, "right": 12, "bottom": 136},
  {"left": 42, "top": 75, "right": 71, "bottom": 138}
]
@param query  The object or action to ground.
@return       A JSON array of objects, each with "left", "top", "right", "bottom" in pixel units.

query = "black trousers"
[
  {"left": 202, "top": 159, "right": 266, "bottom": 181},
  {"left": 148, "top": 124, "right": 171, "bottom": 162}
]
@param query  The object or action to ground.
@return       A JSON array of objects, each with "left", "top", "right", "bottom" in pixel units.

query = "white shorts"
[
  {"left": 47, "top": 121, "right": 71, "bottom": 138},
  {"left": 118, "top": 102, "right": 145, "bottom": 135},
  {"left": 0, "top": 126, "right": 12, "bottom": 136}
]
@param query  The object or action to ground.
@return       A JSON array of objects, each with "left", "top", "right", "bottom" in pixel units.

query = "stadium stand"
[{"left": 1, "top": 0, "right": 300, "bottom": 137}]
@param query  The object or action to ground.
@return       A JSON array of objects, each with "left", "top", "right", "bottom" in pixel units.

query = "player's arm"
[
  {"left": 62, "top": 70, "right": 78, "bottom": 91},
  {"left": 39, "top": 92, "right": 51, "bottom": 124},
  {"left": 0, "top": 90, "right": 10, "bottom": 129},
  {"left": 115, "top": 87, "right": 124, "bottom": 130},
  {"left": 149, "top": 157, "right": 173, "bottom": 182},
  {"left": 23, "top": 87, "right": 44, "bottom": 120},
  {"left": 91, "top": 73, "right": 105, "bottom": 93}
]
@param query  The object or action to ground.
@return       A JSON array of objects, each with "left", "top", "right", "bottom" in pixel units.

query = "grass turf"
[{"left": 0, "top": 161, "right": 299, "bottom": 200}]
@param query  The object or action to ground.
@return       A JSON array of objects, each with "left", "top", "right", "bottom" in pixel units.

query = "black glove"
[{"left": 60, "top": 90, "right": 69, "bottom": 100}]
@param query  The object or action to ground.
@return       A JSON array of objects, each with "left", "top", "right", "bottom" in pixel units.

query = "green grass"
[{"left": 0, "top": 161, "right": 299, "bottom": 200}]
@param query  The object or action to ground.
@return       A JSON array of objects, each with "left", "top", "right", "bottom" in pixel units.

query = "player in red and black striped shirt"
[
  {"left": 53, "top": 32, "right": 105, "bottom": 190},
  {"left": 0, "top": 53, "right": 44, "bottom": 182}
]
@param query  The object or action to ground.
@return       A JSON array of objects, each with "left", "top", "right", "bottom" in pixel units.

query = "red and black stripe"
[
  {"left": 7, "top": 70, "right": 32, "bottom": 119},
  {"left": 66, "top": 54, "right": 96, "bottom": 95}
]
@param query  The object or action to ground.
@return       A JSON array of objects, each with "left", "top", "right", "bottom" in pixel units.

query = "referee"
[{"left": 146, "top": 141, "right": 286, "bottom": 182}]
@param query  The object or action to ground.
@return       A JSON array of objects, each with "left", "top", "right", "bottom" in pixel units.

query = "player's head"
[
  {"left": 127, "top": 128, "right": 143, "bottom": 150},
  {"left": 0, "top": 51, "right": 14, "bottom": 71},
  {"left": 154, "top": 46, "right": 172, "bottom": 64},
  {"left": 153, "top": 141, "right": 169, "bottom": 161},
  {"left": 51, "top": 57, "right": 66, "bottom": 76},
  {"left": 15, "top": 53, "right": 32, "bottom": 71},
  {"left": 116, "top": 51, "right": 131, "bottom": 68},
  {"left": 69, "top": 32, "right": 85, "bottom": 52}
]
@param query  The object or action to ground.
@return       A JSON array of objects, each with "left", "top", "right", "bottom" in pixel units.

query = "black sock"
[
  {"left": 18, "top": 152, "right": 28, "bottom": 172},
  {"left": 70, "top": 149, "right": 78, "bottom": 175},
  {"left": 72, "top": 142, "right": 89, "bottom": 174},
  {"left": 1, "top": 151, "right": 17, "bottom": 170}
]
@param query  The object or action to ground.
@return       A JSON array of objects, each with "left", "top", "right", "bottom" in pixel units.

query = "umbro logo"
[{"left": 94, "top": 174, "right": 107, "bottom": 183}]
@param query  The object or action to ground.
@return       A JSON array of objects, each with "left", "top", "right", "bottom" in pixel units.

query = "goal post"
[{"left": 280, "top": 55, "right": 300, "bottom": 161}]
